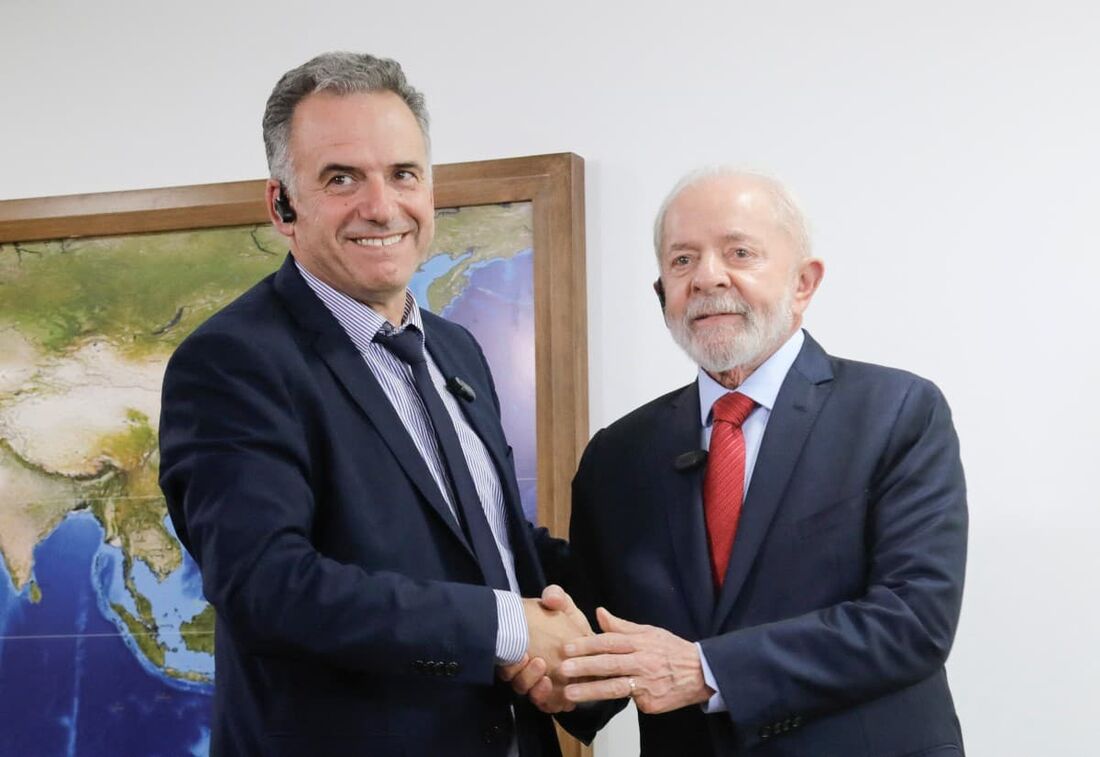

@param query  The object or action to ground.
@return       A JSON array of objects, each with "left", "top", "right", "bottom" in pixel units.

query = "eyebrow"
[
  {"left": 667, "top": 232, "right": 760, "bottom": 253},
  {"left": 719, "top": 231, "right": 760, "bottom": 246},
  {"left": 668, "top": 241, "right": 700, "bottom": 253},
  {"left": 317, "top": 163, "right": 363, "bottom": 180},
  {"left": 316, "top": 161, "right": 426, "bottom": 180}
]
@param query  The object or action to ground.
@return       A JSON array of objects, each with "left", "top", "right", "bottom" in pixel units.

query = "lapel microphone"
[
  {"left": 446, "top": 376, "right": 476, "bottom": 402},
  {"left": 674, "top": 450, "right": 708, "bottom": 472}
]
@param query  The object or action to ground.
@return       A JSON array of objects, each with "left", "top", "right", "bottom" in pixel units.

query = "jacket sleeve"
[
  {"left": 554, "top": 428, "right": 631, "bottom": 743},
  {"left": 158, "top": 328, "right": 500, "bottom": 685}
]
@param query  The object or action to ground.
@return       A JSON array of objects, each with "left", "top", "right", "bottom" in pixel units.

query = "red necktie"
[{"left": 703, "top": 392, "right": 756, "bottom": 588}]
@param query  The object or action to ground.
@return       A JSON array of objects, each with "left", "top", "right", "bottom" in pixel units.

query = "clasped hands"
[{"left": 497, "top": 585, "right": 714, "bottom": 715}]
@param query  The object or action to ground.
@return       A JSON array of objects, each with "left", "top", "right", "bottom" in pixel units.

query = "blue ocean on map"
[
  {"left": 0, "top": 514, "right": 211, "bottom": 757},
  {"left": 421, "top": 247, "right": 537, "bottom": 519},
  {"left": 0, "top": 244, "right": 534, "bottom": 756}
]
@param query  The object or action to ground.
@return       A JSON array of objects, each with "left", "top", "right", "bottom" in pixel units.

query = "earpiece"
[
  {"left": 653, "top": 279, "right": 666, "bottom": 311},
  {"left": 273, "top": 183, "right": 297, "bottom": 223}
]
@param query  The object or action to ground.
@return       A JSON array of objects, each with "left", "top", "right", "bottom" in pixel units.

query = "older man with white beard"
[{"left": 532, "top": 169, "right": 969, "bottom": 756}]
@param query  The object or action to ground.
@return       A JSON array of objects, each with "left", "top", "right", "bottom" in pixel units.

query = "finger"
[
  {"left": 497, "top": 653, "right": 531, "bottom": 682},
  {"left": 563, "top": 632, "right": 637, "bottom": 658},
  {"left": 565, "top": 676, "right": 635, "bottom": 703},
  {"left": 539, "top": 584, "right": 573, "bottom": 613},
  {"left": 510, "top": 657, "right": 548, "bottom": 695},
  {"left": 596, "top": 607, "right": 647, "bottom": 634},
  {"left": 527, "top": 676, "right": 556, "bottom": 710},
  {"left": 560, "top": 652, "right": 638, "bottom": 679}
]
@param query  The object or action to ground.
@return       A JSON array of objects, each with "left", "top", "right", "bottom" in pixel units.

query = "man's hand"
[
  {"left": 498, "top": 654, "right": 571, "bottom": 712},
  {"left": 523, "top": 584, "right": 593, "bottom": 672},
  {"left": 498, "top": 585, "right": 591, "bottom": 713},
  {"left": 558, "top": 607, "right": 714, "bottom": 714}
]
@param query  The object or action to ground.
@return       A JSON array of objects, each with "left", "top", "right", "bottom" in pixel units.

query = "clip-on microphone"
[
  {"left": 446, "top": 376, "right": 476, "bottom": 402},
  {"left": 673, "top": 449, "right": 708, "bottom": 472}
]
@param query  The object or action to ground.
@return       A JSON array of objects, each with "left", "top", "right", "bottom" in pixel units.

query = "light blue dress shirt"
[
  {"left": 295, "top": 263, "right": 527, "bottom": 666},
  {"left": 695, "top": 329, "right": 805, "bottom": 713}
]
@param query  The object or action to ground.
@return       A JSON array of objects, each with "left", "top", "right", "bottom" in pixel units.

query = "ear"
[
  {"left": 791, "top": 257, "right": 825, "bottom": 316},
  {"left": 652, "top": 279, "right": 666, "bottom": 311},
  {"left": 265, "top": 179, "right": 296, "bottom": 238}
]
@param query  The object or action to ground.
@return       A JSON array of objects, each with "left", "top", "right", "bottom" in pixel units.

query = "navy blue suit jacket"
[
  {"left": 159, "top": 256, "right": 567, "bottom": 756},
  {"left": 567, "top": 333, "right": 967, "bottom": 756}
]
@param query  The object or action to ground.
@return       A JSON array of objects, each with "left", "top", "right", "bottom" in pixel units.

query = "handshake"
[{"left": 497, "top": 585, "right": 714, "bottom": 715}]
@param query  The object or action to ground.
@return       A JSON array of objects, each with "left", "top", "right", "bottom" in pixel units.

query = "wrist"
[{"left": 494, "top": 590, "right": 527, "bottom": 665}]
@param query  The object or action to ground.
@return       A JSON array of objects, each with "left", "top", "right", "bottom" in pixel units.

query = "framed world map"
[{"left": 0, "top": 154, "right": 588, "bottom": 757}]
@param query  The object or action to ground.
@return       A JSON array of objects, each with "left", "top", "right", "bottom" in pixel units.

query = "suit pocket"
[{"left": 794, "top": 490, "right": 868, "bottom": 540}]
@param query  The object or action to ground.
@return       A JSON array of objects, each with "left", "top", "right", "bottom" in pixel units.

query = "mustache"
[{"left": 684, "top": 293, "right": 750, "bottom": 320}]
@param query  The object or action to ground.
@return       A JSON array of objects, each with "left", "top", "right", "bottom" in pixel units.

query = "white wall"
[{"left": 4, "top": 1, "right": 1098, "bottom": 754}]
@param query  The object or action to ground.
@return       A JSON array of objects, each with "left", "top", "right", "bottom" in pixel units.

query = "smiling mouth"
[
  {"left": 350, "top": 233, "right": 406, "bottom": 248},
  {"left": 693, "top": 312, "right": 744, "bottom": 323}
]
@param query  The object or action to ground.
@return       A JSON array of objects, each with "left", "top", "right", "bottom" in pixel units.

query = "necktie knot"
[
  {"left": 374, "top": 327, "right": 426, "bottom": 366},
  {"left": 712, "top": 392, "right": 756, "bottom": 428}
]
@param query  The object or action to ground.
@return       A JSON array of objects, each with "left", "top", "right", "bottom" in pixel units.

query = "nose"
[
  {"left": 355, "top": 175, "right": 397, "bottom": 226},
  {"left": 691, "top": 250, "right": 729, "bottom": 293}
]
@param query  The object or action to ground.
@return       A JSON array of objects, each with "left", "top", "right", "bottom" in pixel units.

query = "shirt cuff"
[
  {"left": 696, "top": 642, "right": 728, "bottom": 713},
  {"left": 494, "top": 589, "right": 528, "bottom": 665}
]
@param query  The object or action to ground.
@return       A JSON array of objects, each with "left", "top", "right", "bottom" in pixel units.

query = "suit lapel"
[
  {"left": 272, "top": 258, "right": 476, "bottom": 561},
  {"left": 421, "top": 317, "right": 545, "bottom": 593},
  {"left": 711, "top": 334, "right": 835, "bottom": 633},
  {"left": 659, "top": 383, "right": 715, "bottom": 636}
]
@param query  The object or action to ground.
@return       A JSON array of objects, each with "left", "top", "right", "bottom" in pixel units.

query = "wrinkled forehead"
[
  {"left": 288, "top": 90, "right": 429, "bottom": 163},
  {"left": 662, "top": 177, "right": 787, "bottom": 246}
]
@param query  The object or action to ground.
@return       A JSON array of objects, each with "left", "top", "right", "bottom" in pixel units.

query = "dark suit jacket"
[
  {"left": 567, "top": 333, "right": 967, "bottom": 757},
  {"left": 159, "top": 255, "right": 568, "bottom": 757}
]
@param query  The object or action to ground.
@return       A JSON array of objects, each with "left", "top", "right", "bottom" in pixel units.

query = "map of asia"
[{"left": 0, "top": 202, "right": 536, "bottom": 756}]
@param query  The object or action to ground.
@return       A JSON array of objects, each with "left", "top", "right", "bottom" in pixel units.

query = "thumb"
[
  {"left": 596, "top": 607, "right": 645, "bottom": 634},
  {"left": 497, "top": 653, "right": 530, "bottom": 682},
  {"left": 539, "top": 584, "right": 574, "bottom": 612}
]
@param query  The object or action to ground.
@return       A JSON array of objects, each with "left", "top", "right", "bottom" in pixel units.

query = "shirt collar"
[
  {"left": 294, "top": 258, "right": 421, "bottom": 353},
  {"left": 698, "top": 329, "right": 805, "bottom": 427}
]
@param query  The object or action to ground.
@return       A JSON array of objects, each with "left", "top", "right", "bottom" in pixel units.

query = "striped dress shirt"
[{"left": 295, "top": 262, "right": 528, "bottom": 665}]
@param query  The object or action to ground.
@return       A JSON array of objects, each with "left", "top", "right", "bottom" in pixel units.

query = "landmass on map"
[
  {"left": 0, "top": 202, "right": 530, "bottom": 686},
  {"left": 426, "top": 204, "right": 532, "bottom": 313},
  {"left": 0, "top": 224, "right": 285, "bottom": 683}
]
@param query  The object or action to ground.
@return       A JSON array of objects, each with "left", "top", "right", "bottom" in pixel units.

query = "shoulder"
[
  {"left": 796, "top": 333, "right": 948, "bottom": 413},
  {"left": 167, "top": 272, "right": 300, "bottom": 374},
  {"left": 190, "top": 273, "right": 287, "bottom": 339},
  {"left": 611, "top": 383, "right": 693, "bottom": 429},
  {"left": 825, "top": 354, "right": 949, "bottom": 416},
  {"left": 586, "top": 382, "right": 694, "bottom": 453},
  {"left": 802, "top": 343, "right": 955, "bottom": 451}
]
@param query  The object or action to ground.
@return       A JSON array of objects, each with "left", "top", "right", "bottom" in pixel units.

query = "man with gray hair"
[
  {"left": 159, "top": 51, "right": 587, "bottom": 756},
  {"left": 528, "top": 169, "right": 968, "bottom": 755}
]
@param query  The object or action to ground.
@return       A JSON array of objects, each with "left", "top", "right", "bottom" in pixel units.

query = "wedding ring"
[{"left": 627, "top": 677, "right": 637, "bottom": 696}]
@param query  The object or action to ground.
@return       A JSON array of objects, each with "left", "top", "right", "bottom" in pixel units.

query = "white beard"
[{"left": 667, "top": 287, "right": 794, "bottom": 374}]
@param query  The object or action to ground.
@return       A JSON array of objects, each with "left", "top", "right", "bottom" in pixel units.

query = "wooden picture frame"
[{"left": 0, "top": 152, "right": 590, "bottom": 757}]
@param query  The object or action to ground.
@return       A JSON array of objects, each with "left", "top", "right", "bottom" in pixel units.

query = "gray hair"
[
  {"left": 652, "top": 167, "right": 812, "bottom": 261},
  {"left": 262, "top": 51, "right": 430, "bottom": 190}
]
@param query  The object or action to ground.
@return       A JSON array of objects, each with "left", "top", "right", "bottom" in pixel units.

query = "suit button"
[
  {"left": 759, "top": 725, "right": 772, "bottom": 740},
  {"left": 446, "top": 661, "right": 459, "bottom": 677},
  {"left": 433, "top": 661, "right": 445, "bottom": 676},
  {"left": 792, "top": 715, "right": 803, "bottom": 728},
  {"left": 414, "top": 660, "right": 425, "bottom": 673}
]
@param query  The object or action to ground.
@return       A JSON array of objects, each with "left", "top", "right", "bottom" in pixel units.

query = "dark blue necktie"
[{"left": 374, "top": 327, "right": 510, "bottom": 590}]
